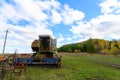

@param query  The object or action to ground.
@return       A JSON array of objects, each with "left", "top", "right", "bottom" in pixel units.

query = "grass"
[{"left": 2, "top": 53, "right": 120, "bottom": 80}]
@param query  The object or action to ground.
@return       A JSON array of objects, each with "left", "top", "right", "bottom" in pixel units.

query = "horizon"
[{"left": 0, "top": 0, "right": 120, "bottom": 53}]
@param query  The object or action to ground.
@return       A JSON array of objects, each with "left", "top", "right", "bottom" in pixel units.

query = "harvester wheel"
[
  {"left": 57, "top": 62, "right": 61, "bottom": 68},
  {"left": 7, "top": 55, "right": 16, "bottom": 66}
]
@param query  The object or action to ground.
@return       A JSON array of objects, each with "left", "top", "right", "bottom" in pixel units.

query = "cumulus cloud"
[
  {"left": 61, "top": 5, "right": 85, "bottom": 25},
  {"left": 70, "top": 0, "right": 120, "bottom": 41},
  {"left": 0, "top": 0, "right": 84, "bottom": 53},
  {"left": 57, "top": 34, "right": 65, "bottom": 43},
  {"left": 99, "top": 0, "right": 120, "bottom": 14},
  {"left": 51, "top": 10, "right": 62, "bottom": 24},
  {"left": 1, "top": 0, "right": 119, "bottom": 52},
  {"left": 35, "top": 0, "right": 61, "bottom": 11}
]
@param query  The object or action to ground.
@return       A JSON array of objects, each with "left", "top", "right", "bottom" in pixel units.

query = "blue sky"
[
  {"left": 59, "top": 0, "right": 101, "bottom": 21},
  {"left": 0, "top": 0, "right": 120, "bottom": 53}
]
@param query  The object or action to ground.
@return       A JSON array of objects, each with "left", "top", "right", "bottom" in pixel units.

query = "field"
[{"left": 3, "top": 53, "right": 120, "bottom": 80}]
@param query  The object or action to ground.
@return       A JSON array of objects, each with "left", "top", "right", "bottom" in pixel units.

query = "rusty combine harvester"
[
  {"left": 17, "top": 35, "right": 61, "bottom": 67},
  {"left": 0, "top": 35, "right": 61, "bottom": 80}
]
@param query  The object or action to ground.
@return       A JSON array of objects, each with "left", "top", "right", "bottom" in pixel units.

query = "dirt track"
[{"left": 96, "top": 61, "right": 120, "bottom": 69}]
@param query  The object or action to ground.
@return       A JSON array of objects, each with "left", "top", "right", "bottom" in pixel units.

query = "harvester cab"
[{"left": 32, "top": 35, "right": 57, "bottom": 53}]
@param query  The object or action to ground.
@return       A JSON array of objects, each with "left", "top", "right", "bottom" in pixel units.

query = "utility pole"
[{"left": 2, "top": 29, "right": 8, "bottom": 56}]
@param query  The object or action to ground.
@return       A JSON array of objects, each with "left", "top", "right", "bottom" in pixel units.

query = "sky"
[{"left": 0, "top": 0, "right": 120, "bottom": 53}]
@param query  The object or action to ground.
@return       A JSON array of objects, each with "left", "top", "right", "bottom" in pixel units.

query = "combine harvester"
[
  {"left": 0, "top": 35, "right": 61, "bottom": 80},
  {"left": 17, "top": 35, "right": 62, "bottom": 67}
]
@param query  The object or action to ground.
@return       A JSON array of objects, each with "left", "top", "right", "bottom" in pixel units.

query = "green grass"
[{"left": 3, "top": 53, "right": 120, "bottom": 80}]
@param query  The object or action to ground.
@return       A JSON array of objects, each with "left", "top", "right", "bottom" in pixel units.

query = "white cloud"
[
  {"left": 57, "top": 37, "right": 64, "bottom": 43},
  {"left": 70, "top": 13, "right": 120, "bottom": 40},
  {"left": 62, "top": 5, "right": 85, "bottom": 25},
  {"left": 2, "top": 0, "right": 120, "bottom": 52},
  {"left": 70, "top": 0, "right": 120, "bottom": 41},
  {"left": 15, "top": 0, "right": 48, "bottom": 22},
  {"left": 99, "top": 0, "right": 120, "bottom": 14},
  {"left": 0, "top": 0, "right": 85, "bottom": 52},
  {"left": 0, "top": 0, "right": 28, "bottom": 22},
  {"left": 66, "top": 37, "right": 71, "bottom": 41},
  {"left": 51, "top": 10, "right": 62, "bottom": 24},
  {"left": 35, "top": 0, "right": 61, "bottom": 11},
  {"left": 57, "top": 34, "right": 65, "bottom": 43}
]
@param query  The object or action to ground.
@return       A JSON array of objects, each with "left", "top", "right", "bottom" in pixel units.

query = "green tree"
[{"left": 86, "top": 38, "right": 96, "bottom": 55}]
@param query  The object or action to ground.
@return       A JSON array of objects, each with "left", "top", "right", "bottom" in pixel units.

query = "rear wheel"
[{"left": 57, "top": 61, "right": 61, "bottom": 68}]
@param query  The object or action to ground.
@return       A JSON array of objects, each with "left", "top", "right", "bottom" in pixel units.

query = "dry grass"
[{"left": 1, "top": 53, "right": 120, "bottom": 80}]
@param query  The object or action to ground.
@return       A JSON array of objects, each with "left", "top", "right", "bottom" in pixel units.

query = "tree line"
[{"left": 57, "top": 38, "right": 120, "bottom": 57}]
